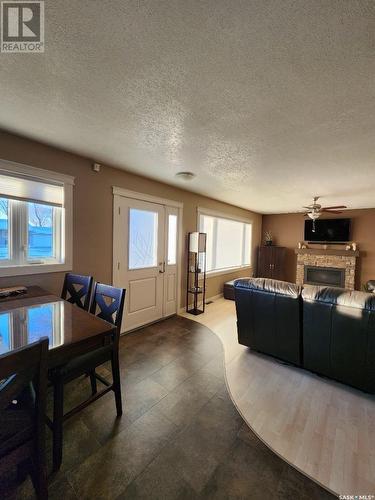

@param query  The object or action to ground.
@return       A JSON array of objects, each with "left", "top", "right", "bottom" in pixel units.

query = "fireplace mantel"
[{"left": 295, "top": 248, "right": 360, "bottom": 257}]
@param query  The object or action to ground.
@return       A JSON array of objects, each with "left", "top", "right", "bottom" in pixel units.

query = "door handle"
[{"left": 159, "top": 262, "right": 166, "bottom": 273}]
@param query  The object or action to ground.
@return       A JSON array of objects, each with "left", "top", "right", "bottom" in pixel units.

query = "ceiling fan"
[
  {"left": 303, "top": 196, "right": 347, "bottom": 219},
  {"left": 303, "top": 196, "right": 347, "bottom": 231}
]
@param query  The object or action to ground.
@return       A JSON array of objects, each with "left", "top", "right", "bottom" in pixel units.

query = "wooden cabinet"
[{"left": 257, "top": 246, "right": 286, "bottom": 280}]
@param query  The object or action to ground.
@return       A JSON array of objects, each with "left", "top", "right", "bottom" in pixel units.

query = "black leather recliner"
[
  {"left": 234, "top": 278, "right": 302, "bottom": 366},
  {"left": 234, "top": 277, "right": 375, "bottom": 393},
  {"left": 302, "top": 285, "right": 375, "bottom": 393}
]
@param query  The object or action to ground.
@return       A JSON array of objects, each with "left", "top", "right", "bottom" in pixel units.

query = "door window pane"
[
  {"left": 129, "top": 209, "right": 158, "bottom": 269},
  {"left": 0, "top": 198, "right": 9, "bottom": 260},
  {"left": 28, "top": 203, "right": 54, "bottom": 258},
  {"left": 167, "top": 214, "right": 177, "bottom": 265}
]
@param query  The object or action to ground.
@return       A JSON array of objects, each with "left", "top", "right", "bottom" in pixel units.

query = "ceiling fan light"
[{"left": 308, "top": 212, "right": 320, "bottom": 220}]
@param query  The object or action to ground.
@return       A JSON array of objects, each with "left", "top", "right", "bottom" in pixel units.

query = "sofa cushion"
[
  {"left": 224, "top": 278, "right": 252, "bottom": 300},
  {"left": 302, "top": 285, "right": 375, "bottom": 310},
  {"left": 234, "top": 278, "right": 302, "bottom": 365},
  {"left": 234, "top": 278, "right": 375, "bottom": 393},
  {"left": 302, "top": 284, "right": 375, "bottom": 393},
  {"left": 235, "top": 278, "right": 301, "bottom": 298}
]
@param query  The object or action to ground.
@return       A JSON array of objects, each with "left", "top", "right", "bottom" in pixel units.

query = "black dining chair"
[
  {"left": 0, "top": 338, "right": 49, "bottom": 499},
  {"left": 61, "top": 273, "right": 93, "bottom": 311},
  {"left": 50, "top": 283, "right": 126, "bottom": 471}
]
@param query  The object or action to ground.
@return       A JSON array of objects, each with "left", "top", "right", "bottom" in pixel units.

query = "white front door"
[{"left": 113, "top": 196, "right": 179, "bottom": 332}]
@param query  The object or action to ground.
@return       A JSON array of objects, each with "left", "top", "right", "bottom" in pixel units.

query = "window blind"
[
  {"left": 199, "top": 213, "right": 252, "bottom": 272},
  {"left": 0, "top": 173, "right": 64, "bottom": 206}
]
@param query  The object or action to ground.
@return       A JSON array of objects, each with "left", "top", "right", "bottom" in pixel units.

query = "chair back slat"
[
  {"left": 0, "top": 373, "right": 32, "bottom": 411},
  {"left": 0, "top": 339, "right": 49, "bottom": 412},
  {"left": 0, "top": 338, "right": 48, "bottom": 494},
  {"left": 61, "top": 273, "right": 93, "bottom": 310},
  {"left": 90, "top": 283, "right": 126, "bottom": 331}
]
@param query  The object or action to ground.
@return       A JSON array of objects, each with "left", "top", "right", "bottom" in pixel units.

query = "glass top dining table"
[{"left": 0, "top": 286, "right": 116, "bottom": 368}]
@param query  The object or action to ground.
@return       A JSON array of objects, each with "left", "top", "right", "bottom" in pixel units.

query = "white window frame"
[
  {"left": 197, "top": 207, "right": 253, "bottom": 277},
  {"left": 0, "top": 159, "right": 74, "bottom": 277}
]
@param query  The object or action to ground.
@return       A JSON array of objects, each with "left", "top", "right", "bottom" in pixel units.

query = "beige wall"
[
  {"left": 262, "top": 210, "right": 375, "bottom": 290},
  {"left": 0, "top": 130, "right": 262, "bottom": 306}
]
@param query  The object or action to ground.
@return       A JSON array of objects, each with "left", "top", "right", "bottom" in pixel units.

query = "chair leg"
[
  {"left": 16, "top": 459, "right": 29, "bottom": 482},
  {"left": 31, "top": 459, "right": 48, "bottom": 500},
  {"left": 89, "top": 370, "right": 97, "bottom": 395},
  {"left": 52, "top": 378, "right": 64, "bottom": 472},
  {"left": 111, "top": 353, "right": 122, "bottom": 416}
]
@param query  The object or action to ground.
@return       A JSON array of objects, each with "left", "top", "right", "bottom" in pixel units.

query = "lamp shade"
[{"left": 189, "top": 232, "right": 199, "bottom": 253}]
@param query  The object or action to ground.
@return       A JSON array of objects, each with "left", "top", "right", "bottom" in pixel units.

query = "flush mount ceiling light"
[{"left": 175, "top": 171, "right": 196, "bottom": 181}]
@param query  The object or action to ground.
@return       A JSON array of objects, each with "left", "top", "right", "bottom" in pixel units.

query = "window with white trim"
[
  {"left": 199, "top": 212, "right": 252, "bottom": 273},
  {"left": 0, "top": 163, "right": 74, "bottom": 276}
]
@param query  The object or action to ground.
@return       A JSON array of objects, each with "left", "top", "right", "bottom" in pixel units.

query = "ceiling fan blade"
[
  {"left": 321, "top": 209, "right": 343, "bottom": 214},
  {"left": 303, "top": 206, "right": 314, "bottom": 209},
  {"left": 321, "top": 205, "right": 347, "bottom": 210}
]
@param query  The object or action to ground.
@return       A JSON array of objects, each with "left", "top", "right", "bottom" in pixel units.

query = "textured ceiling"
[{"left": 1, "top": 0, "right": 375, "bottom": 213}]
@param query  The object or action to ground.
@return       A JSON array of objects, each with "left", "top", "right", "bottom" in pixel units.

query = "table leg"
[{"left": 52, "top": 379, "right": 64, "bottom": 472}]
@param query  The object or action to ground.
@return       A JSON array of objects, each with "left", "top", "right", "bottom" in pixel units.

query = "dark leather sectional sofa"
[{"left": 234, "top": 277, "right": 375, "bottom": 393}]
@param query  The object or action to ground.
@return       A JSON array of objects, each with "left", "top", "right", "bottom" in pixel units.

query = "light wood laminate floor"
[{"left": 181, "top": 298, "right": 375, "bottom": 497}]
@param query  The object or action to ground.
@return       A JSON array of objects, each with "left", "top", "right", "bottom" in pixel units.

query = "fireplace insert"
[{"left": 304, "top": 266, "right": 345, "bottom": 288}]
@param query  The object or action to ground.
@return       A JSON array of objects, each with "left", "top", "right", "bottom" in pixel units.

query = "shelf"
[
  {"left": 187, "top": 232, "right": 207, "bottom": 315},
  {"left": 187, "top": 308, "right": 204, "bottom": 316},
  {"left": 295, "top": 248, "right": 360, "bottom": 257}
]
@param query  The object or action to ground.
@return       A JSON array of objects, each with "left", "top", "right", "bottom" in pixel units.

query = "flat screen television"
[{"left": 304, "top": 218, "right": 351, "bottom": 243}]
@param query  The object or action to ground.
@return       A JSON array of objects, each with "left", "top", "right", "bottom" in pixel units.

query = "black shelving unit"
[{"left": 186, "top": 232, "right": 207, "bottom": 315}]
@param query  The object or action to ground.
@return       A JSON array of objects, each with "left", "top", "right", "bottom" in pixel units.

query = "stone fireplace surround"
[{"left": 295, "top": 247, "right": 359, "bottom": 290}]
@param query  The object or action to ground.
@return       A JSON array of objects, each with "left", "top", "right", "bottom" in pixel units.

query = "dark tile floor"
[{"left": 1, "top": 316, "right": 336, "bottom": 499}]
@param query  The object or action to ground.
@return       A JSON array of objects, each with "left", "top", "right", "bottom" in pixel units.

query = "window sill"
[
  {"left": 0, "top": 262, "right": 72, "bottom": 278},
  {"left": 206, "top": 266, "right": 252, "bottom": 279}
]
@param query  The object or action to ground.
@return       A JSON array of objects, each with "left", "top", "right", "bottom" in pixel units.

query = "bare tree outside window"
[
  {"left": 0, "top": 198, "right": 9, "bottom": 259},
  {"left": 29, "top": 203, "right": 53, "bottom": 227},
  {"left": 129, "top": 209, "right": 158, "bottom": 269},
  {"left": 0, "top": 198, "right": 8, "bottom": 217},
  {"left": 0, "top": 172, "right": 67, "bottom": 266},
  {"left": 131, "top": 231, "right": 155, "bottom": 267},
  {"left": 27, "top": 203, "right": 54, "bottom": 258}
]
